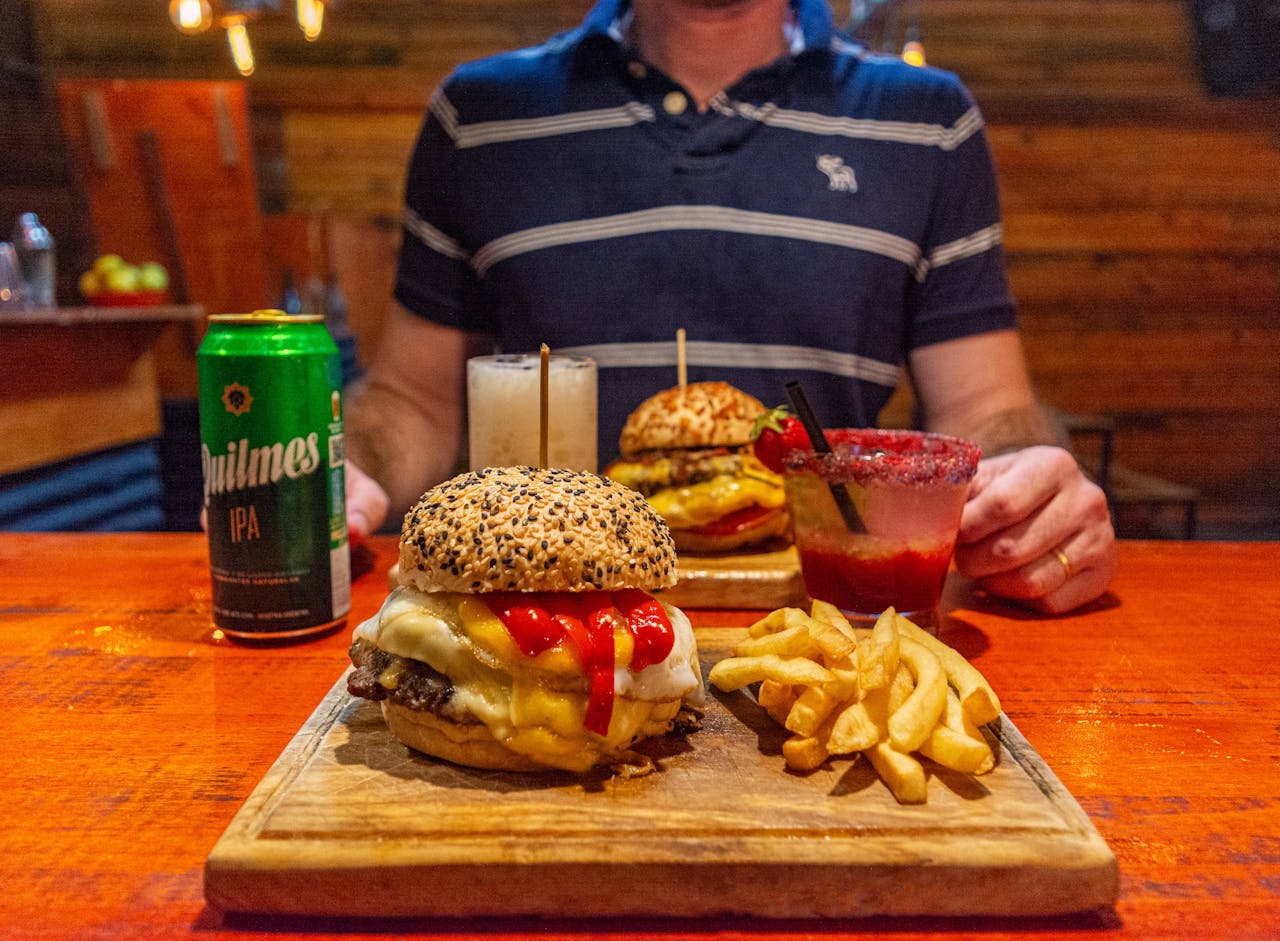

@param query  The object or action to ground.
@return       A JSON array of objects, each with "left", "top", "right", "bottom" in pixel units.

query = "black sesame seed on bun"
[{"left": 397, "top": 466, "right": 679, "bottom": 595}]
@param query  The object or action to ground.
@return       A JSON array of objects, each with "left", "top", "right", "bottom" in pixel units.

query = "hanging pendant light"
[
  {"left": 297, "top": 0, "right": 324, "bottom": 41},
  {"left": 167, "top": 0, "right": 331, "bottom": 73},
  {"left": 901, "top": 0, "right": 926, "bottom": 67},
  {"left": 168, "top": 0, "right": 213, "bottom": 34},
  {"left": 223, "top": 14, "right": 256, "bottom": 76}
]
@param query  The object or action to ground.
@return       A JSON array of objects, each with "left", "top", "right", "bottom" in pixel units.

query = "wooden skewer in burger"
[{"left": 348, "top": 346, "right": 703, "bottom": 774}]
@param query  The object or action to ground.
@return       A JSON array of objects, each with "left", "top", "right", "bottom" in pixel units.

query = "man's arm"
[
  {"left": 909, "top": 330, "right": 1117, "bottom": 613},
  {"left": 344, "top": 305, "right": 482, "bottom": 535},
  {"left": 908, "top": 329, "right": 1063, "bottom": 453}
]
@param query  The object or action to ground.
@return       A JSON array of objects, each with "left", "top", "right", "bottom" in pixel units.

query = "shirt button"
[
  {"left": 662, "top": 91, "right": 688, "bottom": 115},
  {"left": 627, "top": 60, "right": 647, "bottom": 80}
]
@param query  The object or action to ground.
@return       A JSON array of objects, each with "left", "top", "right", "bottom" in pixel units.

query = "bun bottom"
[
  {"left": 673, "top": 507, "right": 792, "bottom": 555},
  {"left": 381, "top": 702, "right": 546, "bottom": 772}
]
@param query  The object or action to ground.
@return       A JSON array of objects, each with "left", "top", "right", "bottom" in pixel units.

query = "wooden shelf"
[
  {"left": 0, "top": 304, "right": 204, "bottom": 327},
  {"left": 0, "top": 304, "right": 205, "bottom": 476}
]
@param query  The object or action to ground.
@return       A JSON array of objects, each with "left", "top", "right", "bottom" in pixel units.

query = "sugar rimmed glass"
[{"left": 782, "top": 429, "right": 981, "bottom": 627}]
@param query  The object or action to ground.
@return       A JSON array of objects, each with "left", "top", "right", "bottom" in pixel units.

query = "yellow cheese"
[
  {"left": 510, "top": 678, "right": 586, "bottom": 738},
  {"left": 648, "top": 473, "right": 786, "bottom": 528}
]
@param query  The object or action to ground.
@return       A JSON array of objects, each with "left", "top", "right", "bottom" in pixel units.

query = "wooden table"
[{"left": 1, "top": 534, "right": 1276, "bottom": 939}]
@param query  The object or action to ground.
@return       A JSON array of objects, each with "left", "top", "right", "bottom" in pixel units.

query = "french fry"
[
  {"left": 887, "top": 660, "right": 915, "bottom": 712},
  {"left": 936, "top": 686, "right": 995, "bottom": 774},
  {"left": 888, "top": 637, "right": 948, "bottom": 753},
  {"left": 919, "top": 724, "right": 994, "bottom": 774},
  {"left": 782, "top": 733, "right": 830, "bottom": 771},
  {"left": 858, "top": 607, "right": 900, "bottom": 693},
  {"left": 784, "top": 665, "right": 857, "bottom": 737},
  {"left": 865, "top": 741, "right": 927, "bottom": 804},
  {"left": 830, "top": 660, "right": 911, "bottom": 755},
  {"left": 746, "top": 606, "right": 810, "bottom": 638},
  {"left": 708, "top": 654, "right": 833, "bottom": 692},
  {"left": 804, "top": 613, "right": 858, "bottom": 662},
  {"left": 893, "top": 613, "right": 1001, "bottom": 725},
  {"left": 784, "top": 695, "right": 849, "bottom": 771},
  {"left": 710, "top": 604, "right": 1005, "bottom": 804},
  {"left": 733, "top": 623, "right": 822, "bottom": 659},
  {"left": 756, "top": 680, "right": 795, "bottom": 727},
  {"left": 827, "top": 696, "right": 880, "bottom": 754},
  {"left": 808, "top": 599, "right": 860, "bottom": 643}
]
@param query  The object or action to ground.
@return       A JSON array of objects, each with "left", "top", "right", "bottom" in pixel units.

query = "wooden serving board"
[
  {"left": 664, "top": 545, "right": 807, "bottom": 610},
  {"left": 204, "top": 627, "right": 1117, "bottom": 919}
]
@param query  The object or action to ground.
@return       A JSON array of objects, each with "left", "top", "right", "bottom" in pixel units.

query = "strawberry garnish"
[{"left": 751, "top": 406, "right": 810, "bottom": 473}]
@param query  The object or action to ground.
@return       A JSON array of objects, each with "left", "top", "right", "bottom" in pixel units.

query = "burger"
[
  {"left": 346, "top": 465, "right": 703, "bottom": 774},
  {"left": 604, "top": 381, "right": 790, "bottom": 554}
]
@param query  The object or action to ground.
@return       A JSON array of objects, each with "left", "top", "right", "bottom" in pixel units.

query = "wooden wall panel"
[
  {"left": 282, "top": 112, "right": 422, "bottom": 219},
  {"left": 54, "top": 79, "right": 273, "bottom": 394},
  {"left": 919, "top": 0, "right": 1205, "bottom": 102},
  {"left": 923, "top": 1, "right": 1279, "bottom": 511}
]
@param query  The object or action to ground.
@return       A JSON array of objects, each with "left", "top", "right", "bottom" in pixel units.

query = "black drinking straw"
[{"left": 785, "top": 381, "right": 866, "bottom": 533}]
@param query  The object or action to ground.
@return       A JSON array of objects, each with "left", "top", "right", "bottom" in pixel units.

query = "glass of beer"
[
  {"left": 467, "top": 353, "right": 598, "bottom": 471},
  {"left": 782, "top": 429, "right": 981, "bottom": 627}
]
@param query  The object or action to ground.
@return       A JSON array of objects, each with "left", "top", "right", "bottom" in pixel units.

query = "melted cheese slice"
[
  {"left": 353, "top": 587, "right": 704, "bottom": 770},
  {"left": 647, "top": 472, "right": 786, "bottom": 528}
]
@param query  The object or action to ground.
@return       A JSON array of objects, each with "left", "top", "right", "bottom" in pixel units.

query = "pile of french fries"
[{"left": 707, "top": 601, "right": 1001, "bottom": 804}]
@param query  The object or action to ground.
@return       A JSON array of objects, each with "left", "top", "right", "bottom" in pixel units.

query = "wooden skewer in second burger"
[{"left": 604, "top": 382, "right": 790, "bottom": 554}]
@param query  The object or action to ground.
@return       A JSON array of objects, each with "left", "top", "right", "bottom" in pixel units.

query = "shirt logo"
[{"left": 817, "top": 154, "right": 857, "bottom": 193}]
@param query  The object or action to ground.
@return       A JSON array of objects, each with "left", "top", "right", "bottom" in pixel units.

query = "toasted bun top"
[
  {"left": 398, "top": 466, "right": 678, "bottom": 594},
  {"left": 618, "top": 381, "right": 767, "bottom": 457}
]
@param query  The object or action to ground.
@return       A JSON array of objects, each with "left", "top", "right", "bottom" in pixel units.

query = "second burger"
[{"left": 604, "top": 381, "right": 789, "bottom": 554}]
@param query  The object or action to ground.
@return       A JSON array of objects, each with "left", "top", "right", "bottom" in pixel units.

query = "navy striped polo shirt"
[{"left": 394, "top": 0, "right": 1017, "bottom": 465}]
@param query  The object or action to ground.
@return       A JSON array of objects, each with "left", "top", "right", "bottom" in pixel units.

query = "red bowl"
[{"left": 87, "top": 290, "right": 168, "bottom": 308}]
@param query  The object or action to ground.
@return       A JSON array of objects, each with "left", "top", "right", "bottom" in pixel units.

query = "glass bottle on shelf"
[
  {"left": 11, "top": 213, "right": 55, "bottom": 309},
  {"left": 277, "top": 266, "right": 302, "bottom": 315}
]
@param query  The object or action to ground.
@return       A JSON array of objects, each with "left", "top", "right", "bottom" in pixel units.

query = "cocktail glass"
[
  {"left": 467, "top": 353, "right": 598, "bottom": 472},
  {"left": 782, "top": 429, "right": 981, "bottom": 627}
]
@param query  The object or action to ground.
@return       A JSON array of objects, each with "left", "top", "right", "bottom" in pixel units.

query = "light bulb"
[
  {"left": 297, "top": 0, "right": 324, "bottom": 41},
  {"left": 225, "top": 19, "right": 255, "bottom": 76},
  {"left": 169, "top": 0, "right": 212, "bottom": 35},
  {"left": 902, "top": 40, "right": 926, "bottom": 67}
]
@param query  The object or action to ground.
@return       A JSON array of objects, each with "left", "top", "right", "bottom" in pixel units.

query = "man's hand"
[
  {"left": 345, "top": 460, "right": 390, "bottom": 548},
  {"left": 954, "top": 446, "right": 1117, "bottom": 614}
]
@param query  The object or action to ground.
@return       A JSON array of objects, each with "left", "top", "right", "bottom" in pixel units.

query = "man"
[{"left": 344, "top": 0, "right": 1117, "bottom": 614}]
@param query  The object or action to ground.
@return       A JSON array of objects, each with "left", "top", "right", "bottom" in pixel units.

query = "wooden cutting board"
[
  {"left": 204, "top": 627, "right": 1117, "bottom": 919},
  {"left": 390, "top": 547, "right": 808, "bottom": 610},
  {"left": 664, "top": 545, "right": 807, "bottom": 609}
]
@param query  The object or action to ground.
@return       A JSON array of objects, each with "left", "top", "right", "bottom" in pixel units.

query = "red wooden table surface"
[{"left": 0, "top": 533, "right": 1276, "bottom": 939}]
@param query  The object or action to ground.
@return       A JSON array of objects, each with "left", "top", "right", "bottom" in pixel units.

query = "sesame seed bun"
[
  {"left": 379, "top": 691, "right": 689, "bottom": 774},
  {"left": 397, "top": 466, "right": 678, "bottom": 595},
  {"left": 617, "top": 381, "right": 768, "bottom": 457},
  {"left": 380, "top": 702, "right": 549, "bottom": 771}
]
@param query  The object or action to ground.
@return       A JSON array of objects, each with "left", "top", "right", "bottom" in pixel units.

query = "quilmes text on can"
[{"left": 197, "top": 310, "right": 351, "bottom": 640}]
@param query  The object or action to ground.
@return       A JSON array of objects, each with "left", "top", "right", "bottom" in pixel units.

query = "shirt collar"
[{"left": 580, "top": 0, "right": 835, "bottom": 55}]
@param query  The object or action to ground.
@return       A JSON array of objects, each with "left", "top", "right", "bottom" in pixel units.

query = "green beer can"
[{"left": 197, "top": 311, "right": 350, "bottom": 640}]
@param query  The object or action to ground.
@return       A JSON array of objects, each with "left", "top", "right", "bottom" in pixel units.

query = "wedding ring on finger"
[{"left": 1053, "top": 547, "right": 1074, "bottom": 580}]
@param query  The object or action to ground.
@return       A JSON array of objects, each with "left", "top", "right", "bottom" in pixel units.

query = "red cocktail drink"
[{"left": 783, "top": 429, "right": 981, "bottom": 622}]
